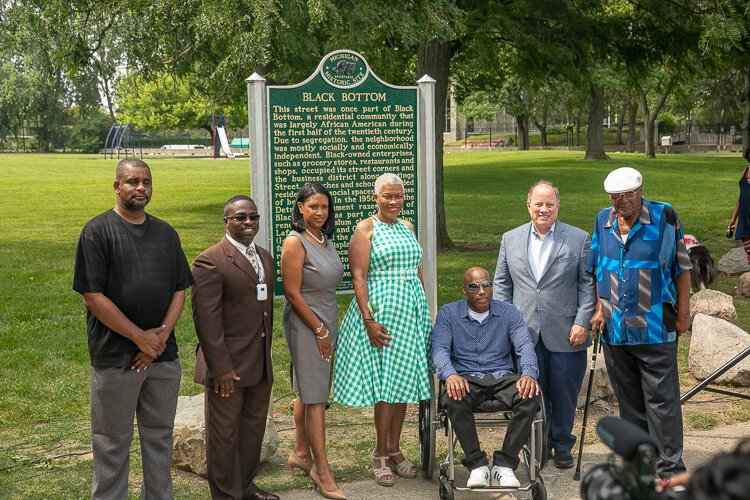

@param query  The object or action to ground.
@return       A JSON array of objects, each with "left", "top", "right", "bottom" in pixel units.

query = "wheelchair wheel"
[
  {"left": 523, "top": 391, "right": 548, "bottom": 470},
  {"left": 531, "top": 477, "right": 547, "bottom": 500},
  {"left": 418, "top": 374, "right": 437, "bottom": 478},
  {"left": 438, "top": 475, "right": 454, "bottom": 500}
]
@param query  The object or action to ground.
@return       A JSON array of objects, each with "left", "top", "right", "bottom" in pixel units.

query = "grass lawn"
[{"left": 1, "top": 150, "right": 748, "bottom": 497}]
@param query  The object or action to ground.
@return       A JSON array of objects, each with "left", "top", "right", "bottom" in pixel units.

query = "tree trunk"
[
  {"left": 515, "top": 114, "right": 529, "bottom": 150},
  {"left": 584, "top": 84, "right": 608, "bottom": 160},
  {"left": 537, "top": 124, "right": 548, "bottom": 149},
  {"left": 616, "top": 99, "right": 627, "bottom": 145},
  {"left": 638, "top": 79, "right": 675, "bottom": 158},
  {"left": 627, "top": 100, "right": 638, "bottom": 153},
  {"left": 642, "top": 114, "right": 655, "bottom": 158},
  {"left": 534, "top": 100, "right": 549, "bottom": 149},
  {"left": 638, "top": 90, "right": 655, "bottom": 157},
  {"left": 418, "top": 38, "right": 457, "bottom": 250},
  {"left": 742, "top": 65, "right": 750, "bottom": 151}
]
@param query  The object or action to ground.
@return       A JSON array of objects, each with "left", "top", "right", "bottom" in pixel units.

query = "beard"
[{"left": 122, "top": 194, "right": 150, "bottom": 210}]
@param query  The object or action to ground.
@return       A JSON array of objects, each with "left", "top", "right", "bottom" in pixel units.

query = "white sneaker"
[
  {"left": 467, "top": 465, "right": 489, "bottom": 488},
  {"left": 491, "top": 465, "right": 520, "bottom": 488}
]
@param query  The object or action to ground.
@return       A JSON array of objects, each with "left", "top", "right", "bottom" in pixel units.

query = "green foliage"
[
  {"left": 458, "top": 92, "right": 502, "bottom": 122},
  {"left": 65, "top": 108, "right": 112, "bottom": 153},
  {"left": 657, "top": 113, "right": 677, "bottom": 135},
  {"left": 116, "top": 73, "right": 214, "bottom": 132}
]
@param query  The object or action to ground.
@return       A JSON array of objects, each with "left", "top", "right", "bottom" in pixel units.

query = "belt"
[{"left": 367, "top": 269, "right": 419, "bottom": 281}]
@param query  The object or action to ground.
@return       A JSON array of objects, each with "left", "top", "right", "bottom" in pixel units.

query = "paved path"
[{"left": 279, "top": 421, "right": 749, "bottom": 499}]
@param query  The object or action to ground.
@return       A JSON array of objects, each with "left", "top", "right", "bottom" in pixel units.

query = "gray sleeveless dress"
[{"left": 282, "top": 230, "right": 344, "bottom": 404}]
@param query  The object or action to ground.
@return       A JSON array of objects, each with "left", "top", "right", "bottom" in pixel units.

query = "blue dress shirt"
[
  {"left": 528, "top": 222, "right": 556, "bottom": 283},
  {"left": 432, "top": 299, "right": 539, "bottom": 381}
]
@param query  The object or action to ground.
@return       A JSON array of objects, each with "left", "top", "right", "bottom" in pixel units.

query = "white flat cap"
[{"left": 604, "top": 167, "right": 642, "bottom": 193}]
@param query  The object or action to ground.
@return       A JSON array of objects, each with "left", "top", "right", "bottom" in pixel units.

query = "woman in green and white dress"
[{"left": 333, "top": 173, "right": 431, "bottom": 487}]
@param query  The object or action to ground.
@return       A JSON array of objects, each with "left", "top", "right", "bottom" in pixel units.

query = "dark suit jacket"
[{"left": 192, "top": 236, "right": 275, "bottom": 387}]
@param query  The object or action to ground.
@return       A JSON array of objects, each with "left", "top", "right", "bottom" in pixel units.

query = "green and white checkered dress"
[{"left": 333, "top": 217, "right": 432, "bottom": 406}]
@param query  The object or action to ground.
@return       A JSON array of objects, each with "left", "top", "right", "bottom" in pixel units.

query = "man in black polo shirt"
[{"left": 73, "top": 158, "right": 193, "bottom": 499}]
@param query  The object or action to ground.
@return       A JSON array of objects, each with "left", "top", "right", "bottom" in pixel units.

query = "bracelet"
[
  {"left": 363, "top": 318, "right": 375, "bottom": 322},
  {"left": 314, "top": 322, "right": 325, "bottom": 334},
  {"left": 316, "top": 328, "right": 330, "bottom": 340}
]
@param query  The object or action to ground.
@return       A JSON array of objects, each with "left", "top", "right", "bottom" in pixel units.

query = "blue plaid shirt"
[
  {"left": 586, "top": 198, "right": 692, "bottom": 345},
  {"left": 431, "top": 299, "right": 538, "bottom": 381}
]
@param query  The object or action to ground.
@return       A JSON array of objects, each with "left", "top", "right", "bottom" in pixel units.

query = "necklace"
[
  {"left": 305, "top": 228, "right": 325, "bottom": 244},
  {"left": 374, "top": 214, "right": 398, "bottom": 225}
]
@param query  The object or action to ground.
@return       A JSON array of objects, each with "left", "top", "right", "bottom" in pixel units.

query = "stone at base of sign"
[
  {"left": 738, "top": 272, "right": 750, "bottom": 297},
  {"left": 689, "top": 288, "right": 737, "bottom": 324},
  {"left": 172, "top": 394, "right": 279, "bottom": 477},
  {"left": 689, "top": 314, "right": 750, "bottom": 386},
  {"left": 717, "top": 247, "right": 750, "bottom": 275}
]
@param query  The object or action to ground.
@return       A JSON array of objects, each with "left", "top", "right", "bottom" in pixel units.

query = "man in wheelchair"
[{"left": 432, "top": 267, "right": 541, "bottom": 489}]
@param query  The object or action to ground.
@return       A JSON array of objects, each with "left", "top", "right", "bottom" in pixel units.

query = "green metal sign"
[{"left": 267, "top": 50, "right": 418, "bottom": 296}]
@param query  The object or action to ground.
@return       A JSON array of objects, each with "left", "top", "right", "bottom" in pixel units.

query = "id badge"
[{"left": 257, "top": 283, "right": 268, "bottom": 301}]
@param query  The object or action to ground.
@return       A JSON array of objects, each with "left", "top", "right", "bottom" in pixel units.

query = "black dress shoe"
[
  {"left": 553, "top": 450, "right": 574, "bottom": 469},
  {"left": 243, "top": 489, "right": 280, "bottom": 500}
]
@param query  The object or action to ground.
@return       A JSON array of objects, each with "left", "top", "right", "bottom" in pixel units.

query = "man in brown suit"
[{"left": 192, "top": 195, "right": 278, "bottom": 500}]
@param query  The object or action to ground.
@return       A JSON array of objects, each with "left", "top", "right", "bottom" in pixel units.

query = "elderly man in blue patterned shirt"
[
  {"left": 432, "top": 267, "right": 540, "bottom": 489},
  {"left": 588, "top": 167, "right": 692, "bottom": 478}
]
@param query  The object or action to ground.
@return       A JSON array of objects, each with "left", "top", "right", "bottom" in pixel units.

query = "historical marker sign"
[{"left": 246, "top": 50, "right": 437, "bottom": 316}]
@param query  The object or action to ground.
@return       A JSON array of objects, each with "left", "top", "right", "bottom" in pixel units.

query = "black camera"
[
  {"left": 726, "top": 227, "right": 735, "bottom": 239},
  {"left": 581, "top": 417, "right": 683, "bottom": 500}
]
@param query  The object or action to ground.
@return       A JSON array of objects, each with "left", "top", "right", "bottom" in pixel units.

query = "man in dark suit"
[
  {"left": 493, "top": 181, "right": 596, "bottom": 469},
  {"left": 191, "top": 195, "right": 278, "bottom": 500}
]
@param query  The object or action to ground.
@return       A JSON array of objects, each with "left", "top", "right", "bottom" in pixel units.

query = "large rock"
[
  {"left": 172, "top": 395, "right": 207, "bottom": 476},
  {"left": 690, "top": 289, "right": 737, "bottom": 324},
  {"left": 172, "top": 394, "right": 279, "bottom": 477},
  {"left": 717, "top": 247, "right": 749, "bottom": 275},
  {"left": 738, "top": 272, "right": 750, "bottom": 298},
  {"left": 576, "top": 344, "right": 614, "bottom": 408},
  {"left": 689, "top": 314, "right": 750, "bottom": 386}
]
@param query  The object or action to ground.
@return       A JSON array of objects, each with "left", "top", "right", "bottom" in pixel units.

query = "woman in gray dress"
[{"left": 281, "top": 183, "right": 345, "bottom": 500}]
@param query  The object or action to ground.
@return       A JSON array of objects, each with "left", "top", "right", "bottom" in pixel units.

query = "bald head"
[
  {"left": 462, "top": 267, "right": 492, "bottom": 313},
  {"left": 116, "top": 158, "right": 151, "bottom": 180},
  {"left": 463, "top": 267, "right": 490, "bottom": 286}
]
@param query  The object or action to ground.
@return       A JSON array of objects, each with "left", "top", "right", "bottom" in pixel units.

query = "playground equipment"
[
  {"left": 102, "top": 123, "right": 143, "bottom": 160},
  {"left": 212, "top": 113, "right": 235, "bottom": 159}
]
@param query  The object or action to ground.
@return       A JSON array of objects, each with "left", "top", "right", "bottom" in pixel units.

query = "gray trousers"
[
  {"left": 603, "top": 341, "right": 686, "bottom": 476},
  {"left": 91, "top": 359, "right": 181, "bottom": 499}
]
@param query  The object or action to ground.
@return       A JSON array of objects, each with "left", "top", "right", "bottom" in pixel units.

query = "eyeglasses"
[
  {"left": 466, "top": 281, "right": 493, "bottom": 292},
  {"left": 224, "top": 214, "right": 260, "bottom": 222},
  {"left": 608, "top": 191, "right": 640, "bottom": 202}
]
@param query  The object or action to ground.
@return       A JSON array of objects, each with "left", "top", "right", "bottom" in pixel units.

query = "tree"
[
  {"left": 633, "top": 67, "right": 678, "bottom": 157},
  {"left": 696, "top": 0, "right": 750, "bottom": 149},
  {"left": 337, "top": 0, "right": 465, "bottom": 249},
  {"left": 116, "top": 73, "right": 215, "bottom": 133},
  {"left": 0, "top": 0, "right": 105, "bottom": 151},
  {"left": 608, "top": 0, "right": 703, "bottom": 157}
]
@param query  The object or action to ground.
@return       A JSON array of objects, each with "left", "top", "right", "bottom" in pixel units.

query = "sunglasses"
[
  {"left": 466, "top": 281, "right": 493, "bottom": 292},
  {"left": 224, "top": 214, "right": 260, "bottom": 222},
  {"left": 608, "top": 191, "right": 639, "bottom": 202}
]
